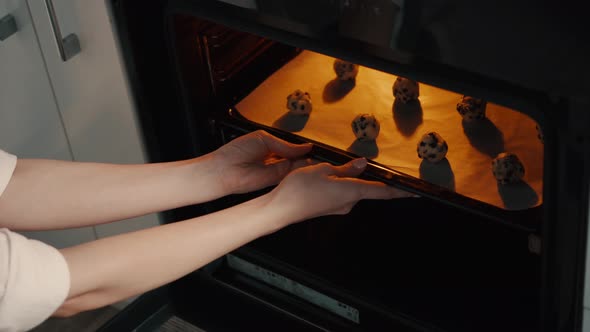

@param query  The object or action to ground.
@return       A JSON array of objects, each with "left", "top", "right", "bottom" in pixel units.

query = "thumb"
[
  {"left": 330, "top": 158, "right": 367, "bottom": 178},
  {"left": 263, "top": 134, "right": 313, "bottom": 159}
]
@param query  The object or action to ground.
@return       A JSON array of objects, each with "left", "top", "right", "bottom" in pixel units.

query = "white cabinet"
[
  {"left": 27, "top": 0, "right": 147, "bottom": 165},
  {"left": 1, "top": 0, "right": 160, "bottom": 247},
  {"left": 0, "top": 0, "right": 70, "bottom": 161},
  {"left": 26, "top": 0, "right": 161, "bottom": 238},
  {"left": 1, "top": 0, "right": 97, "bottom": 248}
]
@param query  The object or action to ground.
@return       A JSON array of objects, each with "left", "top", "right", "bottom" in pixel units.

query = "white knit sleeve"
[
  {"left": 0, "top": 229, "right": 71, "bottom": 332},
  {"left": 1, "top": 150, "right": 71, "bottom": 331},
  {"left": 0, "top": 150, "right": 17, "bottom": 197}
]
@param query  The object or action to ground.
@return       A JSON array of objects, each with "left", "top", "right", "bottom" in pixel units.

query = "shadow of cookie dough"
[
  {"left": 497, "top": 181, "right": 539, "bottom": 210},
  {"left": 273, "top": 112, "right": 310, "bottom": 132},
  {"left": 462, "top": 118, "right": 505, "bottom": 158},
  {"left": 392, "top": 99, "right": 423, "bottom": 137},
  {"left": 419, "top": 158, "right": 456, "bottom": 191},
  {"left": 323, "top": 78, "right": 356, "bottom": 103},
  {"left": 347, "top": 139, "right": 379, "bottom": 159}
]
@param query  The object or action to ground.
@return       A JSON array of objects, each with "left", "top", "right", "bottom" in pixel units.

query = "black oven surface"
[
  {"left": 108, "top": 0, "right": 590, "bottom": 331},
  {"left": 218, "top": 196, "right": 541, "bottom": 332}
]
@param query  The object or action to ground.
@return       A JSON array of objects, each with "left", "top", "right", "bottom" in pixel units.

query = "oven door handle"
[{"left": 44, "top": 0, "right": 81, "bottom": 61}]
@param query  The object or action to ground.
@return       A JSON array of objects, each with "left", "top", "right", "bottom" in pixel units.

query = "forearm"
[
  {"left": 55, "top": 194, "right": 283, "bottom": 316},
  {"left": 0, "top": 155, "right": 225, "bottom": 230}
]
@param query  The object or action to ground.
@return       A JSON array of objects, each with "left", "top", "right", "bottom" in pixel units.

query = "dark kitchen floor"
[
  {"left": 29, "top": 306, "right": 208, "bottom": 332},
  {"left": 30, "top": 306, "right": 120, "bottom": 332}
]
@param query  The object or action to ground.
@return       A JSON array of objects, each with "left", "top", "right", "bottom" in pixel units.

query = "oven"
[{"left": 100, "top": 1, "right": 590, "bottom": 331}]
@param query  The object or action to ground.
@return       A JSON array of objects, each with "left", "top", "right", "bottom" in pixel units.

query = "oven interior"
[{"left": 156, "top": 11, "right": 550, "bottom": 332}]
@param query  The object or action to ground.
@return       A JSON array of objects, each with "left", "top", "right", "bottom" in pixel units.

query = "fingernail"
[{"left": 352, "top": 158, "right": 367, "bottom": 169}]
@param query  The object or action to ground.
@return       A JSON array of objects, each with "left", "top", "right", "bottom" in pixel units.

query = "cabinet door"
[
  {"left": 26, "top": 0, "right": 160, "bottom": 237},
  {"left": 0, "top": 0, "right": 96, "bottom": 248}
]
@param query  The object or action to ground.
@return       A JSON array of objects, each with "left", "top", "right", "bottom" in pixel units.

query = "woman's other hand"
[
  {"left": 212, "top": 130, "right": 313, "bottom": 195},
  {"left": 264, "top": 158, "right": 415, "bottom": 229}
]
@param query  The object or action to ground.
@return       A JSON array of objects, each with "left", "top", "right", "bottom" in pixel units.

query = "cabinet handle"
[
  {"left": 45, "top": 0, "right": 80, "bottom": 61},
  {"left": 0, "top": 14, "right": 18, "bottom": 41}
]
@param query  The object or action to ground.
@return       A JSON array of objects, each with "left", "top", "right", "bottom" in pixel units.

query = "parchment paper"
[{"left": 236, "top": 51, "right": 543, "bottom": 210}]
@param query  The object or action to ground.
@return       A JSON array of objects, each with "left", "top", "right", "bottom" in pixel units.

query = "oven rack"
[{"left": 198, "top": 25, "right": 275, "bottom": 86}]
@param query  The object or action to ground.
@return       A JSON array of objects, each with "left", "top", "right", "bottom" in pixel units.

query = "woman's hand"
[
  {"left": 264, "top": 158, "right": 415, "bottom": 229},
  {"left": 212, "top": 130, "right": 314, "bottom": 195}
]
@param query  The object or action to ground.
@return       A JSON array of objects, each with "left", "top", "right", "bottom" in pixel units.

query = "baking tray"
[
  {"left": 232, "top": 51, "right": 543, "bottom": 210},
  {"left": 215, "top": 109, "right": 542, "bottom": 232}
]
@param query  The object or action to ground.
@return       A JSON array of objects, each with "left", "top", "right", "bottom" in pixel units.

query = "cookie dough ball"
[
  {"left": 456, "top": 96, "right": 487, "bottom": 121},
  {"left": 392, "top": 77, "right": 419, "bottom": 103},
  {"left": 417, "top": 132, "right": 448, "bottom": 163},
  {"left": 286, "top": 89, "right": 312, "bottom": 115},
  {"left": 351, "top": 114, "right": 380, "bottom": 141},
  {"left": 536, "top": 123, "right": 544, "bottom": 143},
  {"left": 333, "top": 59, "right": 359, "bottom": 81},
  {"left": 492, "top": 152, "right": 525, "bottom": 184}
]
